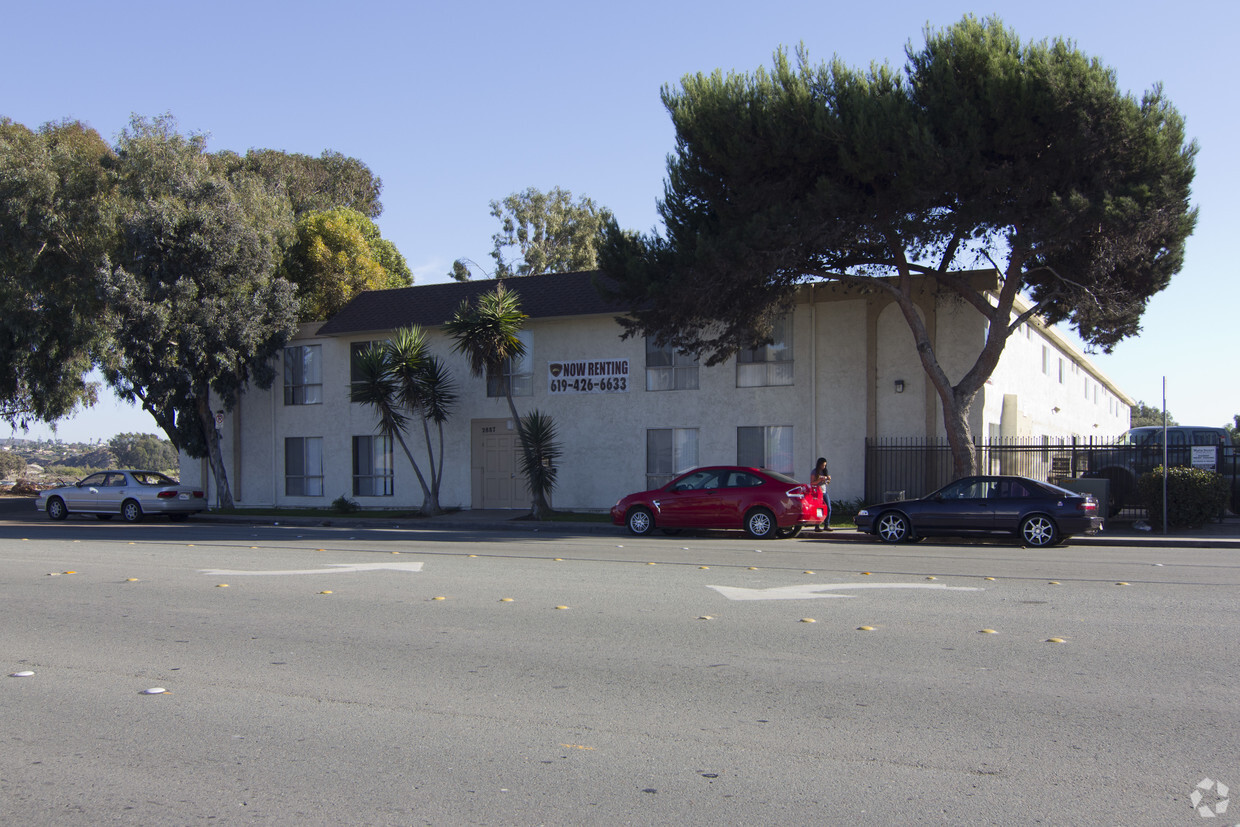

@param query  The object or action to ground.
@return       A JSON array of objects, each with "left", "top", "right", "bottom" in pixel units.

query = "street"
[{"left": 2, "top": 509, "right": 1238, "bottom": 825}]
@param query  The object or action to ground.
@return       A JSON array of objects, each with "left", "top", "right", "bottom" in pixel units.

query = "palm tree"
[
  {"left": 349, "top": 326, "right": 455, "bottom": 515},
  {"left": 516, "top": 409, "right": 561, "bottom": 513},
  {"left": 443, "top": 283, "right": 553, "bottom": 518}
]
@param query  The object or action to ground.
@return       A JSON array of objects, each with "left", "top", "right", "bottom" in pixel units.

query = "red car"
[{"left": 611, "top": 466, "right": 827, "bottom": 539}]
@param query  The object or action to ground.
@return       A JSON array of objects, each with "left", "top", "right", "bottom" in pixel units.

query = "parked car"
[
  {"left": 36, "top": 470, "right": 206, "bottom": 523},
  {"left": 1084, "top": 426, "right": 1232, "bottom": 515},
  {"left": 611, "top": 466, "right": 827, "bottom": 539},
  {"left": 854, "top": 475, "right": 1100, "bottom": 547}
]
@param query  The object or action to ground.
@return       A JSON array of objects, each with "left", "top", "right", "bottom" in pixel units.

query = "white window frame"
[
  {"left": 645, "top": 338, "right": 699, "bottom": 391},
  {"left": 284, "top": 436, "right": 324, "bottom": 497},
  {"left": 487, "top": 330, "right": 533, "bottom": 398},
  {"left": 352, "top": 434, "right": 393, "bottom": 497},
  {"left": 737, "top": 316, "right": 793, "bottom": 387},
  {"left": 646, "top": 428, "right": 699, "bottom": 490},
  {"left": 284, "top": 345, "right": 323, "bottom": 405}
]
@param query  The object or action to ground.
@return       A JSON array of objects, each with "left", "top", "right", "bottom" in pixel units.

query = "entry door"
[{"left": 474, "top": 419, "right": 530, "bottom": 510}]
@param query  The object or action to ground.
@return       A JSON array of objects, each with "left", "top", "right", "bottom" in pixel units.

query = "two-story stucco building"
[{"left": 183, "top": 269, "right": 1132, "bottom": 511}]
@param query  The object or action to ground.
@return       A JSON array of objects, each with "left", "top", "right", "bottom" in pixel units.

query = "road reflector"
[
  {"left": 699, "top": 566, "right": 710, "bottom": 570},
  {"left": 803, "top": 571, "right": 814, "bottom": 575},
  {"left": 432, "top": 596, "right": 446, "bottom": 601},
  {"left": 748, "top": 567, "right": 758, "bottom": 570},
  {"left": 926, "top": 576, "right": 937, "bottom": 580},
  {"left": 857, "top": 626, "right": 876, "bottom": 631},
  {"left": 216, "top": 584, "right": 229, "bottom": 588},
  {"left": 126, "top": 578, "right": 139, "bottom": 582},
  {"left": 697, "top": 615, "right": 713, "bottom": 620},
  {"left": 500, "top": 598, "right": 514, "bottom": 602},
  {"left": 555, "top": 605, "right": 569, "bottom": 610},
  {"left": 984, "top": 577, "right": 996, "bottom": 581},
  {"left": 10, "top": 671, "right": 34, "bottom": 677},
  {"left": 979, "top": 629, "right": 998, "bottom": 634},
  {"left": 318, "top": 590, "right": 333, "bottom": 595},
  {"left": 142, "top": 687, "right": 167, "bottom": 695},
  {"left": 1046, "top": 637, "right": 1067, "bottom": 643},
  {"left": 1116, "top": 582, "right": 1130, "bottom": 586},
  {"left": 1048, "top": 581, "right": 1060, "bottom": 585},
  {"left": 800, "top": 618, "right": 816, "bottom": 623}
]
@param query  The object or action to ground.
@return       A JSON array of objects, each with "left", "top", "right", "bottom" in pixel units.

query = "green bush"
[
  {"left": 332, "top": 495, "right": 361, "bottom": 514},
  {"left": 1137, "top": 466, "right": 1228, "bottom": 529}
]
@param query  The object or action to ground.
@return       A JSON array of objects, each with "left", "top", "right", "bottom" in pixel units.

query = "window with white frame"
[
  {"left": 647, "top": 428, "right": 698, "bottom": 489},
  {"left": 487, "top": 330, "right": 532, "bottom": 397},
  {"left": 645, "top": 337, "right": 699, "bottom": 391},
  {"left": 352, "top": 435, "right": 393, "bottom": 496},
  {"left": 284, "top": 345, "right": 322, "bottom": 405},
  {"left": 350, "top": 341, "right": 386, "bottom": 395},
  {"left": 736, "top": 425, "right": 794, "bottom": 475},
  {"left": 285, "top": 437, "right": 323, "bottom": 496},
  {"left": 1041, "top": 345, "right": 1049, "bottom": 375},
  {"left": 737, "top": 316, "right": 793, "bottom": 387}
]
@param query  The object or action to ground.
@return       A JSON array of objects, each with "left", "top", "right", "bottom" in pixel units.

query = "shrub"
[
  {"left": 332, "top": 495, "right": 361, "bottom": 514},
  {"left": 1137, "top": 466, "right": 1228, "bottom": 529}
]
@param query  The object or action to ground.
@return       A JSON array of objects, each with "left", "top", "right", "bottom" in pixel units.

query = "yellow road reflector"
[
  {"left": 216, "top": 584, "right": 229, "bottom": 588},
  {"left": 857, "top": 625, "right": 876, "bottom": 631},
  {"left": 697, "top": 615, "right": 714, "bottom": 620},
  {"left": 861, "top": 572, "right": 872, "bottom": 576},
  {"left": 979, "top": 629, "right": 998, "bottom": 634},
  {"left": 553, "top": 558, "right": 564, "bottom": 562},
  {"left": 800, "top": 618, "right": 816, "bottom": 623},
  {"left": 699, "top": 566, "right": 710, "bottom": 570},
  {"left": 318, "top": 590, "right": 333, "bottom": 595},
  {"left": 554, "top": 605, "right": 570, "bottom": 610},
  {"left": 984, "top": 577, "right": 996, "bottom": 581},
  {"left": 431, "top": 596, "right": 447, "bottom": 601},
  {"left": 1116, "top": 582, "right": 1130, "bottom": 586},
  {"left": 925, "top": 576, "right": 937, "bottom": 580},
  {"left": 1046, "top": 637, "right": 1067, "bottom": 643},
  {"left": 126, "top": 578, "right": 139, "bottom": 582},
  {"left": 748, "top": 567, "right": 758, "bottom": 570},
  {"left": 803, "top": 571, "right": 814, "bottom": 575},
  {"left": 1048, "top": 581, "right": 1061, "bottom": 585},
  {"left": 500, "top": 598, "right": 514, "bottom": 602}
]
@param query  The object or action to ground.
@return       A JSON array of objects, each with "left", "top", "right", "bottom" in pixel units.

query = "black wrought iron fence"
[{"left": 864, "top": 437, "right": 1239, "bottom": 517}]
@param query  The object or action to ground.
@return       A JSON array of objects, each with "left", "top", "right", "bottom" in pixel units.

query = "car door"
[
  {"left": 65, "top": 473, "right": 107, "bottom": 511},
  {"left": 655, "top": 469, "right": 725, "bottom": 528},
  {"left": 986, "top": 479, "right": 1036, "bottom": 532},
  {"left": 96, "top": 472, "right": 131, "bottom": 513},
  {"left": 916, "top": 478, "right": 996, "bottom": 534}
]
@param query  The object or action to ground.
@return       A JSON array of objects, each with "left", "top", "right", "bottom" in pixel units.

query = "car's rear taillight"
[
  {"left": 787, "top": 486, "right": 806, "bottom": 498},
  {"left": 193, "top": 491, "right": 204, "bottom": 498},
  {"left": 1078, "top": 500, "right": 1097, "bottom": 512},
  {"left": 157, "top": 490, "right": 178, "bottom": 499}
]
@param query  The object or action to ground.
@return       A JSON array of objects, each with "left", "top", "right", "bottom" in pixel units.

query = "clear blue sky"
[{"left": 6, "top": 0, "right": 1236, "bottom": 442}]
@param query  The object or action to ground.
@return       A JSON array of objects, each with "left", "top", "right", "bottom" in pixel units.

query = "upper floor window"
[
  {"left": 350, "top": 341, "right": 385, "bottom": 395},
  {"left": 284, "top": 345, "right": 322, "bottom": 405},
  {"left": 487, "top": 330, "right": 532, "bottom": 398},
  {"left": 737, "top": 316, "right": 793, "bottom": 387},
  {"left": 646, "top": 338, "right": 699, "bottom": 391}
]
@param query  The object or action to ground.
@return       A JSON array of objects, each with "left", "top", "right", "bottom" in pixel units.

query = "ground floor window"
[
  {"left": 285, "top": 437, "right": 323, "bottom": 497},
  {"left": 352, "top": 435, "right": 393, "bottom": 496},
  {"left": 647, "top": 428, "right": 698, "bottom": 489},
  {"left": 737, "top": 426, "right": 793, "bottom": 475}
]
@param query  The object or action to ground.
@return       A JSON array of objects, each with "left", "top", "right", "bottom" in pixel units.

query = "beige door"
[{"left": 472, "top": 419, "right": 529, "bottom": 509}]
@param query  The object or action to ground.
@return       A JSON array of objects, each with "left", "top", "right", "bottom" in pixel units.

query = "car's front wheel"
[
  {"left": 626, "top": 507, "right": 654, "bottom": 536},
  {"left": 876, "top": 511, "right": 910, "bottom": 543},
  {"left": 46, "top": 497, "right": 67, "bottom": 521},
  {"left": 744, "top": 508, "right": 777, "bottom": 539},
  {"left": 121, "top": 499, "right": 144, "bottom": 523},
  {"left": 1020, "top": 514, "right": 1059, "bottom": 547}
]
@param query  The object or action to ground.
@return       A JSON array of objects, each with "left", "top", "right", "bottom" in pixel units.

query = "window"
[
  {"left": 285, "top": 437, "right": 323, "bottom": 496},
  {"left": 737, "top": 316, "right": 793, "bottom": 387},
  {"left": 645, "top": 338, "right": 699, "bottom": 391},
  {"left": 487, "top": 330, "right": 532, "bottom": 397},
  {"left": 1041, "top": 346, "right": 1049, "bottom": 375},
  {"left": 352, "top": 435, "right": 393, "bottom": 496},
  {"left": 647, "top": 428, "right": 698, "bottom": 489},
  {"left": 1058, "top": 358, "right": 1065, "bottom": 384},
  {"left": 736, "top": 426, "right": 794, "bottom": 475},
  {"left": 284, "top": 345, "right": 322, "bottom": 405},
  {"left": 350, "top": 341, "right": 385, "bottom": 395}
]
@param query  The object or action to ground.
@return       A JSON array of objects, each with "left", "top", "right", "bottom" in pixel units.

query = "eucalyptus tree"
[
  {"left": 487, "top": 186, "right": 613, "bottom": 278},
  {"left": 0, "top": 118, "right": 116, "bottom": 427},
  {"left": 602, "top": 16, "right": 1197, "bottom": 476},
  {"left": 100, "top": 115, "right": 299, "bottom": 509},
  {"left": 351, "top": 326, "right": 457, "bottom": 516}
]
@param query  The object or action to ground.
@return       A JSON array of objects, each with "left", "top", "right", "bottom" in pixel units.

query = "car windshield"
[
  {"left": 1114, "top": 428, "right": 1157, "bottom": 446},
  {"left": 131, "top": 472, "right": 178, "bottom": 486}
]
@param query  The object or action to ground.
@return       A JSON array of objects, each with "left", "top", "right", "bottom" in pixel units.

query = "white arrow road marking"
[
  {"left": 199, "top": 562, "right": 425, "bottom": 576},
  {"left": 707, "top": 582, "right": 984, "bottom": 601}
]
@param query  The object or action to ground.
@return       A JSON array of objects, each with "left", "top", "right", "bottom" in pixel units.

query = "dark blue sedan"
[{"left": 854, "top": 475, "right": 1101, "bottom": 547}]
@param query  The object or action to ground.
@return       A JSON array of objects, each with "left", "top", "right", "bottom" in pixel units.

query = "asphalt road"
[{"left": 2, "top": 506, "right": 1238, "bottom": 825}]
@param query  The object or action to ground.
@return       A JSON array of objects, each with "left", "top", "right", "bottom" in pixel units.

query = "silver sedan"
[{"left": 36, "top": 470, "right": 206, "bottom": 523}]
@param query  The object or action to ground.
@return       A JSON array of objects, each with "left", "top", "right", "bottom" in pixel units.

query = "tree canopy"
[
  {"left": 283, "top": 206, "right": 412, "bottom": 321},
  {"left": 0, "top": 118, "right": 116, "bottom": 427},
  {"left": 482, "top": 186, "right": 613, "bottom": 279},
  {"left": 1130, "top": 401, "right": 1176, "bottom": 428},
  {"left": 215, "top": 148, "right": 382, "bottom": 219},
  {"left": 601, "top": 16, "right": 1197, "bottom": 475},
  {"left": 99, "top": 115, "right": 300, "bottom": 507}
]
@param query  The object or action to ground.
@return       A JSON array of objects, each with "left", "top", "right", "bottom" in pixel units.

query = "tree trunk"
[
  {"left": 941, "top": 390, "right": 980, "bottom": 478},
  {"left": 195, "top": 393, "right": 234, "bottom": 510}
]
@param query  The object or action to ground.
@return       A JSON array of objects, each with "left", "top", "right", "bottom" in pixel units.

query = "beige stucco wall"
[{"left": 186, "top": 285, "right": 1133, "bottom": 512}]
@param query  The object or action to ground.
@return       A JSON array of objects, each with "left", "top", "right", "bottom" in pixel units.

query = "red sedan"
[{"left": 611, "top": 466, "right": 827, "bottom": 539}]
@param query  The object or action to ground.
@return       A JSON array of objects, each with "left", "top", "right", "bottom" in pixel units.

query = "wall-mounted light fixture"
[
  {"left": 1052, "top": 406, "right": 1061, "bottom": 414},
  {"left": 894, "top": 380, "right": 905, "bottom": 394}
]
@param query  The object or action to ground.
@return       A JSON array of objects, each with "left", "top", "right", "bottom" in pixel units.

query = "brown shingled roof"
[{"left": 315, "top": 270, "right": 627, "bottom": 336}]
